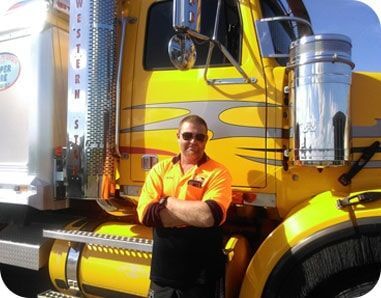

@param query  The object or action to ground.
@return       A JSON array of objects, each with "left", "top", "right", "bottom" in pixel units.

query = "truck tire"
[{"left": 263, "top": 221, "right": 381, "bottom": 298}]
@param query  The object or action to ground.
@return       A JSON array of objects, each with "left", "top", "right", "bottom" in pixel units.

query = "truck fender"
[{"left": 239, "top": 190, "right": 381, "bottom": 298}]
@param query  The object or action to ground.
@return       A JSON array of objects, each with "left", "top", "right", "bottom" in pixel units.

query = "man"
[{"left": 137, "top": 115, "right": 232, "bottom": 298}]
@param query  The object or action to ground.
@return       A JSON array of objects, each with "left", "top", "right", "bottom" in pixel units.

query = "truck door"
[{"left": 121, "top": 0, "right": 270, "bottom": 190}]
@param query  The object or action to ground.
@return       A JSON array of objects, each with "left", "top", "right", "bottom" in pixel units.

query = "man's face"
[{"left": 178, "top": 121, "right": 208, "bottom": 162}]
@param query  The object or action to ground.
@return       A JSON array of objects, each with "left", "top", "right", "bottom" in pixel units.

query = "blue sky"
[{"left": 304, "top": 0, "right": 381, "bottom": 72}]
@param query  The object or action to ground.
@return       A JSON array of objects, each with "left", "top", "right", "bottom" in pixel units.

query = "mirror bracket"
[{"left": 199, "top": 37, "right": 256, "bottom": 85}]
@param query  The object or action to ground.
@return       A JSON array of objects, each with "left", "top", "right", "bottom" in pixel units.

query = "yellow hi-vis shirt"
[{"left": 137, "top": 155, "right": 232, "bottom": 225}]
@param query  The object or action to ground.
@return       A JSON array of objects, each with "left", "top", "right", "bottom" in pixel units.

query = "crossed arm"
[{"left": 159, "top": 197, "right": 215, "bottom": 227}]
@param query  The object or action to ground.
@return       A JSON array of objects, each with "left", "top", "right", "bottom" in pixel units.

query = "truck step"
[
  {"left": 38, "top": 290, "right": 79, "bottom": 298},
  {"left": 0, "top": 224, "right": 53, "bottom": 270},
  {"left": 43, "top": 229, "right": 153, "bottom": 252}
]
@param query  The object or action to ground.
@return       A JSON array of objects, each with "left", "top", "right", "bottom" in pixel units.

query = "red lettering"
[
  {"left": 57, "top": 2, "right": 68, "bottom": 10},
  {"left": 76, "top": 28, "right": 81, "bottom": 38},
  {"left": 75, "top": 89, "right": 80, "bottom": 99},
  {"left": 76, "top": 0, "right": 83, "bottom": 9},
  {"left": 75, "top": 74, "right": 80, "bottom": 84}
]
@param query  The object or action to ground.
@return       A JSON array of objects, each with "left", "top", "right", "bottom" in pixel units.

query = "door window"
[{"left": 144, "top": 0, "right": 241, "bottom": 70}]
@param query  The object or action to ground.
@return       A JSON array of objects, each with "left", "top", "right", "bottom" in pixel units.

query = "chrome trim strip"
[
  {"left": 243, "top": 193, "right": 276, "bottom": 208},
  {"left": 360, "top": 160, "right": 381, "bottom": 168},
  {"left": 352, "top": 119, "right": 381, "bottom": 138},
  {"left": 291, "top": 217, "right": 381, "bottom": 255},
  {"left": 207, "top": 77, "right": 257, "bottom": 85},
  {"left": 114, "top": 17, "right": 128, "bottom": 158},
  {"left": 38, "top": 289, "right": 80, "bottom": 298},
  {"left": 43, "top": 229, "right": 153, "bottom": 252},
  {"left": 66, "top": 244, "right": 81, "bottom": 294}
]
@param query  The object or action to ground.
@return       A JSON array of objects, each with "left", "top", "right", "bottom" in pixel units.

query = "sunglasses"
[{"left": 180, "top": 132, "right": 207, "bottom": 142}]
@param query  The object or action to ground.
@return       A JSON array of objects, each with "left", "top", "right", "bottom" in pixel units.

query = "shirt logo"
[{"left": 188, "top": 175, "right": 206, "bottom": 188}]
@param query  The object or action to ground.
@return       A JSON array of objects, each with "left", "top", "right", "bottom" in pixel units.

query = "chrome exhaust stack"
[
  {"left": 288, "top": 34, "right": 355, "bottom": 166},
  {"left": 66, "top": 0, "right": 119, "bottom": 199}
]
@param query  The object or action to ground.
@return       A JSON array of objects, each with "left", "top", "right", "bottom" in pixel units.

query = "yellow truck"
[{"left": 0, "top": 0, "right": 380, "bottom": 297}]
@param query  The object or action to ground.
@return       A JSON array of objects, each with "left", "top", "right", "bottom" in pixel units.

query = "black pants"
[{"left": 148, "top": 279, "right": 224, "bottom": 298}]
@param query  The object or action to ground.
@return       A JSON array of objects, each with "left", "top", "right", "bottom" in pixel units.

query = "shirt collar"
[{"left": 172, "top": 153, "right": 209, "bottom": 166}]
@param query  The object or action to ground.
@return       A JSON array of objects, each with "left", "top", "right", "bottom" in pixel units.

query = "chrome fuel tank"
[{"left": 288, "top": 34, "right": 354, "bottom": 166}]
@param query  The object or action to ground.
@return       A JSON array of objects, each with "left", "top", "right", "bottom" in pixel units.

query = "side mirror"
[
  {"left": 173, "top": 0, "right": 201, "bottom": 32},
  {"left": 168, "top": 33, "right": 197, "bottom": 70}
]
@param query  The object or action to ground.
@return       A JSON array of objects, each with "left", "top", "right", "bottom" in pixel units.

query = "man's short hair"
[{"left": 179, "top": 115, "right": 208, "bottom": 131}]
